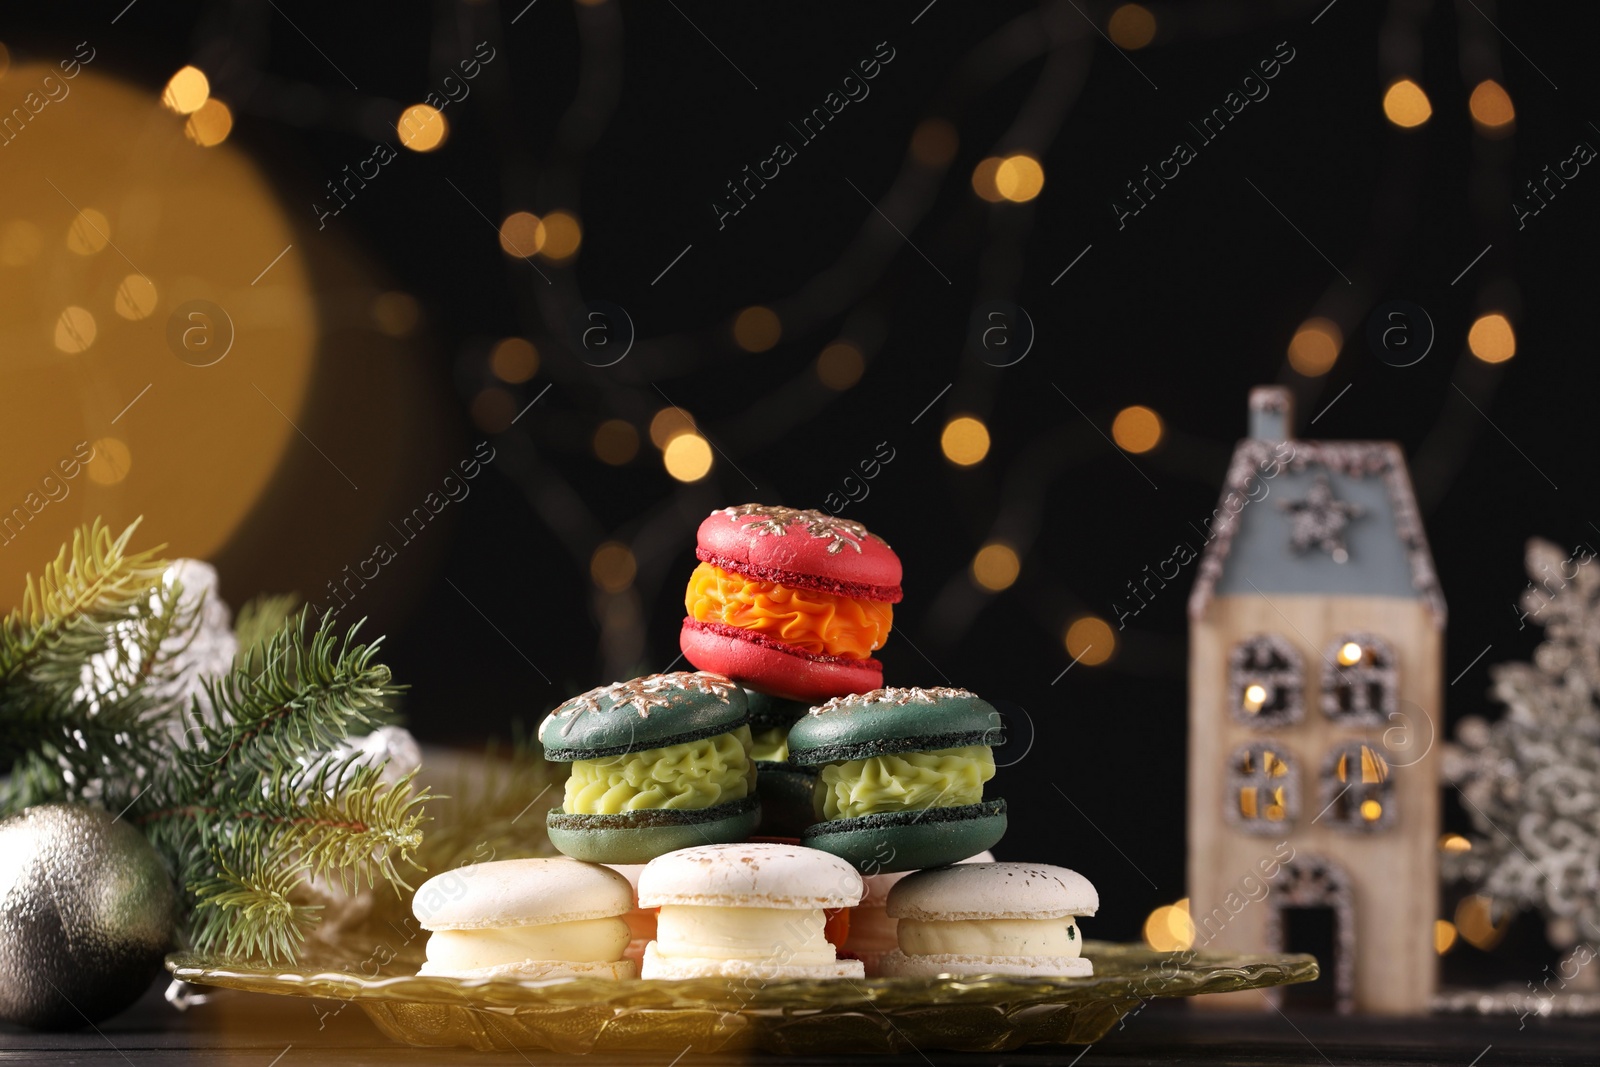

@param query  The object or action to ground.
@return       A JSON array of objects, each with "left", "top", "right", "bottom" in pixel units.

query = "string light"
[
  {"left": 490, "top": 338, "right": 539, "bottom": 383},
  {"left": 733, "top": 306, "right": 781, "bottom": 352},
  {"left": 593, "top": 419, "right": 639, "bottom": 465},
  {"left": 590, "top": 542, "right": 638, "bottom": 593},
  {"left": 995, "top": 155, "right": 1045, "bottom": 202},
  {"left": 85, "top": 437, "right": 132, "bottom": 486},
  {"left": 649, "top": 407, "right": 696, "bottom": 448},
  {"left": 1382, "top": 79, "right": 1431, "bottom": 128},
  {"left": 185, "top": 98, "right": 233, "bottom": 146},
  {"left": 538, "top": 211, "right": 583, "bottom": 261},
  {"left": 53, "top": 307, "right": 97, "bottom": 353},
  {"left": 971, "top": 158, "right": 1005, "bottom": 203},
  {"left": 816, "top": 342, "right": 864, "bottom": 390},
  {"left": 66, "top": 209, "right": 110, "bottom": 255},
  {"left": 397, "top": 104, "right": 448, "bottom": 152},
  {"left": 161, "top": 66, "right": 210, "bottom": 114},
  {"left": 971, "top": 543, "right": 1021, "bottom": 591},
  {"left": 113, "top": 275, "right": 159, "bottom": 321},
  {"left": 1065, "top": 616, "right": 1114, "bottom": 666},
  {"left": 1111, "top": 405, "right": 1162, "bottom": 453},
  {"left": 498, "top": 212, "right": 545, "bottom": 257},
  {"left": 1107, "top": 5, "right": 1158, "bottom": 50},
  {"left": 1468, "top": 313, "right": 1515, "bottom": 363},
  {"left": 663, "top": 434, "right": 713, "bottom": 481},
  {"left": 1469, "top": 80, "right": 1514, "bottom": 134},
  {"left": 1143, "top": 899, "right": 1194, "bottom": 952},
  {"left": 1288, "top": 317, "right": 1342, "bottom": 376},
  {"left": 941, "top": 416, "right": 990, "bottom": 466}
]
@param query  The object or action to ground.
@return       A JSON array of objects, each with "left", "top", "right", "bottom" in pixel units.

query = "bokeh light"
[
  {"left": 1469, "top": 80, "right": 1515, "bottom": 134},
  {"left": 184, "top": 98, "right": 233, "bottom": 146},
  {"left": 1468, "top": 313, "right": 1515, "bottom": 363},
  {"left": 369, "top": 291, "right": 420, "bottom": 337},
  {"left": 733, "top": 306, "right": 782, "bottom": 352},
  {"left": 1439, "top": 833, "right": 1473, "bottom": 854},
  {"left": 1338, "top": 641, "right": 1363, "bottom": 666},
  {"left": 593, "top": 419, "right": 640, "bottom": 465},
  {"left": 1434, "top": 919, "right": 1458, "bottom": 955},
  {"left": 1065, "top": 616, "right": 1114, "bottom": 666},
  {"left": 995, "top": 154, "right": 1045, "bottom": 202},
  {"left": 53, "top": 306, "right": 97, "bottom": 353},
  {"left": 113, "top": 275, "right": 159, "bottom": 321},
  {"left": 470, "top": 387, "right": 516, "bottom": 433},
  {"left": 816, "top": 342, "right": 864, "bottom": 390},
  {"left": 941, "top": 416, "right": 991, "bottom": 466},
  {"left": 1454, "top": 894, "right": 1508, "bottom": 951},
  {"left": 1382, "top": 79, "right": 1432, "bottom": 128},
  {"left": 663, "top": 433, "right": 714, "bottom": 482},
  {"left": 649, "top": 407, "right": 697, "bottom": 448},
  {"left": 1112, "top": 405, "right": 1163, "bottom": 453},
  {"left": 1143, "top": 899, "right": 1195, "bottom": 952},
  {"left": 910, "top": 118, "right": 958, "bottom": 167},
  {"left": 490, "top": 337, "right": 539, "bottom": 383},
  {"left": 971, "top": 157, "right": 1005, "bottom": 203},
  {"left": 161, "top": 66, "right": 210, "bottom": 114},
  {"left": 1108, "top": 5, "right": 1158, "bottom": 49},
  {"left": 1288, "top": 317, "right": 1342, "bottom": 376},
  {"left": 538, "top": 211, "right": 583, "bottom": 260},
  {"left": 86, "top": 437, "right": 131, "bottom": 486},
  {"left": 971, "top": 543, "right": 1021, "bottom": 592},
  {"left": 590, "top": 542, "right": 638, "bottom": 593},
  {"left": 397, "top": 103, "right": 448, "bottom": 152},
  {"left": 498, "top": 211, "right": 545, "bottom": 257},
  {"left": 66, "top": 208, "right": 110, "bottom": 255}
]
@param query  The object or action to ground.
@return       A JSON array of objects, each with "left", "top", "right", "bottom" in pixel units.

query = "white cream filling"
[
  {"left": 897, "top": 917, "right": 1081, "bottom": 958},
  {"left": 654, "top": 905, "right": 837, "bottom": 964},
  {"left": 424, "top": 917, "right": 630, "bottom": 970}
]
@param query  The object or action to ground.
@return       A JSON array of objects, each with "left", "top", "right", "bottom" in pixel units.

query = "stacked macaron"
[{"left": 414, "top": 501, "right": 1100, "bottom": 986}]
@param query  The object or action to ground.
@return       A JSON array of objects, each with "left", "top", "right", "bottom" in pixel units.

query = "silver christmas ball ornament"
[{"left": 0, "top": 804, "right": 179, "bottom": 1030}]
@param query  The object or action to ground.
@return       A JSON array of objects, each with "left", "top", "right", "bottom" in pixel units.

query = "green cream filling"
[
  {"left": 815, "top": 745, "right": 995, "bottom": 821},
  {"left": 564, "top": 725, "right": 755, "bottom": 814},
  {"left": 750, "top": 726, "right": 790, "bottom": 764}
]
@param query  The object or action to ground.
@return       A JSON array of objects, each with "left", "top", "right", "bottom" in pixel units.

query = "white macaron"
[
  {"left": 880, "top": 862, "right": 1098, "bottom": 978},
  {"left": 638, "top": 842, "right": 865, "bottom": 979},
  {"left": 413, "top": 856, "right": 636, "bottom": 979},
  {"left": 848, "top": 850, "right": 995, "bottom": 976}
]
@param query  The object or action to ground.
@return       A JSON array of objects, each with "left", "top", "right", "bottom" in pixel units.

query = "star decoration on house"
[{"left": 1279, "top": 472, "right": 1363, "bottom": 563}]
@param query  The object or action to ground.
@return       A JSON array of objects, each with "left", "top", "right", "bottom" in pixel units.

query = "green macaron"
[
  {"left": 539, "top": 671, "right": 760, "bottom": 863},
  {"left": 742, "top": 688, "right": 818, "bottom": 839},
  {"left": 786, "top": 686, "right": 1006, "bottom": 874}
]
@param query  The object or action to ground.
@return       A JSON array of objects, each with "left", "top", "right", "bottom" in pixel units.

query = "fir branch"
[
  {"left": 232, "top": 594, "right": 301, "bottom": 675},
  {"left": 188, "top": 861, "right": 321, "bottom": 962}
]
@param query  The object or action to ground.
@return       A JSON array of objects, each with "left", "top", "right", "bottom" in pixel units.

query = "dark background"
[{"left": 11, "top": 0, "right": 1597, "bottom": 980}]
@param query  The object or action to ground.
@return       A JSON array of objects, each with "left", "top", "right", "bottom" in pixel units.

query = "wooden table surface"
[{"left": 4, "top": 984, "right": 1598, "bottom": 1066}]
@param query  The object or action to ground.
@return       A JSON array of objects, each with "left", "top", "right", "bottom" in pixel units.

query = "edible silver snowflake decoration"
[
  {"left": 721, "top": 504, "right": 886, "bottom": 555},
  {"left": 812, "top": 686, "right": 975, "bottom": 715},
  {"left": 1279, "top": 472, "right": 1363, "bottom": 563},
  {"left": 540, "top": 671, "right": 738, "bottom": 740}
]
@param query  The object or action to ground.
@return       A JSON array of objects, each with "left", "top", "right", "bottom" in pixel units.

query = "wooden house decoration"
[{"left": 1186, "top": 386, "right": 1445, "bottom": 1014}]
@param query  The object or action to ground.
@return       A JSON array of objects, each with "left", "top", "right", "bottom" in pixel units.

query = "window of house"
[
  {"left": 1228, "top": 634, "right": 1304, "bottom": 727},
  {"left": 1319, "top": 742, "right": 1394, "bottom": 831},
  {"left": 1226, "top": 743, "right": 1298, "bottom": 832},
  {"left": 1321, "top": 633, "right": 1397, "bottom": 725}
]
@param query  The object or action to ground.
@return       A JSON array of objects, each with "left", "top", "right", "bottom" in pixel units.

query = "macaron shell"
[
  {"left": 785, "top": 688, "right": 1004, "bottom": 765},
  {"left": 877, "top": 950, "right": 1092, "bottom": 979},
  {"left": 417, "top": 957, "right": 638, "bottom": 981},
  {"left": 639, "top": 841, "right": 864, "bottom": 909},
  {"left": 546, "top": 796, "right": 762, "bottom": 865},
  {"left": 743, "top": 688, "right": 814, "bottom": 732},
  {"left": 886, "top": 862, "right": 1099, "bottom": 921},
  {"left": 801, "top": 800, "right": 1008, "bottom": 874},
  {"left": 695, "top": 506, "right": 902, "bottom": 599},
  {"left": 412, "top": 857, "right": 635, "bottom": 931},
  {"left": 539, "top": 672, "right": 748, "bottom": 761},
  {"left": 680, "top": 619, "right": 883, "bottom": 702},
  {"left": 754, "top": 762, "right": 818, "bottom": 839},
  {"left": 641, "top": 941, "right": 866, "bottom": 980}
]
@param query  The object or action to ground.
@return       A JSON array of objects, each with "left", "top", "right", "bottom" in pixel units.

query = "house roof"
[{"left": 1187, "top": 393, "right": 1446, "bottom": 627}]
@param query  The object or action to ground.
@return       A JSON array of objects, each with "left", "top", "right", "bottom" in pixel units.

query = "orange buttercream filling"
[{"left": 685, "top": 563, "right": 892, "bottom": 660}]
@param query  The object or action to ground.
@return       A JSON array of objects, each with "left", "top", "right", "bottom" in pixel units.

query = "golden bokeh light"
[
  {"left": 470, "top": 387, "right": 516, "bottom": 433},
  {"left": 184, "top": 98, "right": 233, "bottom": 146},
  {"left": 733, "top": 305, "right": 782, "bottom": 352},
  {"left": 1434, "top": 919, "right": 1458, "bottom": 955},
  {"left": 593, "top": 419, "right": 640, "bottom": 465},
  {"left": 1439, "top": 833, "right": 1473, "bottom": 854},
  {"left": 66, "top": 208, "right": 111, "bottom": 255},
  {"left": 1243, "top": 683, "right": 1267, "bottom": 713},
  {"left": 1143, "top": 900, "right": 1194, "bottom": 952},
  {"left": 1383, "top": 79, "right": 1432, "bottom": 128},
  {"left": 590, "top": 541, "right": 638, "bottom": 593},
  {"left": 85, "top": 437, "right": 132, "bottom": 486},
  {"left": 113, "top": 275, "right": 159, "bottom": 320},
  {"left": 498, "top": 211, "right": 545, "bottom": 257},
  {"left": 1360, "top": 798, "right": 1383, "bottom": 822},
  {"left": 649, "top": 407, "right": 697, "bottom": 448},
  {"left": 53, "top": 306, "right": 97, "bottom": 353},
  {"left": 161, "top": 66, "right": 210, "bottom": 114},
  {"left": 1065, "top": 615, "right": 1115, "bottom": 666},
  {"left": 995, "top": 154, "right": 1045, "bottom": 203},
  {"left": 816, "top": 342, "right": 864, "bottom": 390},
  {"left": 369, "top": 291, "right": 420, "bottom": 337},
  {"left": 663, "top": 433, "right": 714, "bottom": 482},
  {"left": 1111, "top": 405, "right": 1162, "bottom": 453},
  {"left": 971, "top": 542, "right": 1021, "bottom": 592},
  {"left": 1337, "top": 641, "right": 1363, "bottom": 667},
  {"left": 1288, "top": 317, "right": 1342, "bottom": 376},
  {"left": 1107, "top": 4, "right": 1158, "bottom": 49},
  {"left": 1469, "top": 80, "right": 1515, "bottom": 133},
  {"left": 1468, "top": 313, "right": 1515, "bottom": 363},
  {"left": 397, "top": 103, "right": 448, "bottom": 152},
  {"left": 490, "top": 337, "right": 539, "bottom": 383},
  {"left": 538, "top": 211, "right": 582, "bottom": 261},
  {"left": 0, "top": 220, "right": 42, "bottom": 266},
  {"left": 971, "top": 157, "right": 1005, "bottom": 203},
  {"left": 1454, "top": 894, "right": 1508, "bottom": 951},
  {"left": 941, "top": 415, "right": 991, "bottom": 466},
  {"left": 910, "top": 118, "right": 958, "bottom": 167}
]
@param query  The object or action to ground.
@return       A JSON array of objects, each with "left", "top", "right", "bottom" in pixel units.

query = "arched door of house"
[{"left": 1263, "top": 856, "right": 1355, "bottom": 1014}]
